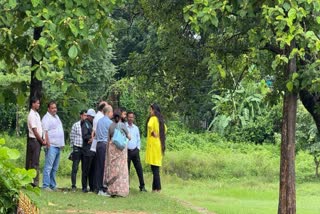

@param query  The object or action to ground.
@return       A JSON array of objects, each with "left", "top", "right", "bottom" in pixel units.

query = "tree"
[
  {"left": 111, "top": 0, "right": 214, "bottom": 129},
  {"left": 184, "top": 0, "right": 320, "bottom": 213},
  {"left": 0, "top": 0, "right": 124, "bottom": 105}
]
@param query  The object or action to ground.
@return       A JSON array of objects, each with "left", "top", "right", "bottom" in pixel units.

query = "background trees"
[{"left": 1, "top": 1, "right": 320, "bottom": 213}]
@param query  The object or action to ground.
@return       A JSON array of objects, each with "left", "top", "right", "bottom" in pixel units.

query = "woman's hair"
[
  {"left": 146, "top": 103, "right": 166, "bottom": 154},
  {"left": 113, "top": 109, "right": 121, "bottom": 123}
]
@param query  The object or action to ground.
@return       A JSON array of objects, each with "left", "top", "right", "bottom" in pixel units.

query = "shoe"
[
  {"left": 140, "top": 187, "right": 147, "bottom": 192},
  {"left": 42, "top": 187, "right": 53, "bottom": 192},
  {"left": 82, "top": 189, "right": 88, "bottom": 193},
  {"left": 71, "top": 187, "right": 77, "bottom": 192},
  {"left": 98, "top": 190, "right": 111, "bottom": 197}
]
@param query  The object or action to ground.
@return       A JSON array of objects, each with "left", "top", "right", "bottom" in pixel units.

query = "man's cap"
[{"left": 87, "top": 108, "right": 96, "bottom": 117}]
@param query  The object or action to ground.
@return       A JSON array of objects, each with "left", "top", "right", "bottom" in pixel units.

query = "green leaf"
[
  {"left": 35, "top": 67, "right": 46, "bottom": 80},
  {"left": 31, "top": 0, "right": 40, "bottom": 7},
  {"left": 61, "top": 82, "right": 69, "bottom": 93},
  {"left": 0, "top": 138, "right": 5, "bottom": 145},
  {"left": 8, "top": 0, "right": 17, "bottom": 8},
  {"left": 286, "top": 81, "right": 294, "bottom": 92},
  {"left": 288, "top": 8, "right": 296, "bottom": 20},
  {"left": 283, "top": 2, "right": 291, "bottom": 11},
  {"left": 292, "top": 72, "right": 299, "bottom": 80},
  {"left": 37, "top": 37, "right": 47, "bottom": 48},
  {"left": 17, "top": 93, "right": 26, "bottom": 107},
  {"left": 68, "top": 45, "right": 78, "bottom": 59},
  {"left": 7, "top": 149, "right": 20, "bottom": 160},
  {"left": 79, "top": 19, "right": 85, "bottom": 29},
  {"left": 69, "top": 22, "right": 79, "bottom": 37}
]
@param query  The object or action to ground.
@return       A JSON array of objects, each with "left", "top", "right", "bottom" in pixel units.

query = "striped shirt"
[{"left": 70, "top": 121, "right": 82, "bottom": 147}]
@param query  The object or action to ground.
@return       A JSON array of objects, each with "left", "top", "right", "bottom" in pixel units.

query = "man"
[
  {"left": 81, "top": 108, "right": 95, "bottom": 193},
  {"left": 120, "top": 107, "right": 127, "bottom": 123},
  {"left": 69, "top": 110, "right": 87, "bottom": 191},
  {"left": 95, "top": 105, "right": 113, "bottom": 196},
  {"left": 42, "top": 101, "right": 65, "bottom": 191},
  {"left": 90, "top": 101, "right": 107, "bottom": 152},
  {"left": 126, "top": 111, "right": 147, "bottom": 192},
  {"left": 26, "top": 97, "right": 46, "bottom": 187}
]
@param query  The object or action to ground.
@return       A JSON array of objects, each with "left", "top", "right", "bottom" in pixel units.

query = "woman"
[
  {"left": 145, "top": 103, "right": 166, "bottom": 192},
  {"left": 103, "top": 110, "right": 131, "bottom": 197}
]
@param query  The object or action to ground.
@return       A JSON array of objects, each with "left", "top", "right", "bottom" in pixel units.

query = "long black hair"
[{"left": 146, "top": 103, "right": 166, "bottom": 154}]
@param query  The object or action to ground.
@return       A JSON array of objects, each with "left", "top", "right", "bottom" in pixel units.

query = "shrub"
[{"left": 0, "top": 138, "right": 36, "bottom": 213}]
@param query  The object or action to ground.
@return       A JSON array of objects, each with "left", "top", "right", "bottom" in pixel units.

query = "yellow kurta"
[{"left": 145, "top": 116, "right": 165, "bottom": 166}]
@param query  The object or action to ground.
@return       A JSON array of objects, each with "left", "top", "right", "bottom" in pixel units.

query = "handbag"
[{"left": 112, "top": 123, "right": 128, "bottom": 150}]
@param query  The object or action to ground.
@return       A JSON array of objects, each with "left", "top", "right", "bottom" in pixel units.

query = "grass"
[
  {"left": 26, "top": 173, "right": 320, "bottom": 214},
  {"left": 164, "top": 176, "right": 320, "bottom": 214}
]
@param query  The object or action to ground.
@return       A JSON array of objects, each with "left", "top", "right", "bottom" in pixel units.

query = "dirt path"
[{"left": 175, "top": 199, "right": 216, "bottom": 214}]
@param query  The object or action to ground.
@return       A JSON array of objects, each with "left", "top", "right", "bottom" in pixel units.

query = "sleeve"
[
  {"left": 29, "top": 113, "right": 37, "bottom": 129},
  {"left": 82, "top": 121, "right": 91, "bottom": 141},
  {"left": 42, "top": 115, "right": 49, "bottom": 131},
  {"left": 148, "top": 117, "right": 155, "bottom": 133},
  {"left": 136, "top": 126, "right": 141, "bottom": 150},
  {"left": 70, "top": 124, "right": 76, "bottom": 147}
]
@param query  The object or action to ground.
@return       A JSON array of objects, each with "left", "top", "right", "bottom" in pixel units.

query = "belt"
[
  {"left": 128, "top": 148, "right": 137, "bottom": 152},
  {"left": 97, "top": 141, "right": 107, "bottom": 144}
]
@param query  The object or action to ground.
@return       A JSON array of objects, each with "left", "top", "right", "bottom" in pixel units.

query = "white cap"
[{"left": 87, "top": 108, "right": 96, "bottom": 117}]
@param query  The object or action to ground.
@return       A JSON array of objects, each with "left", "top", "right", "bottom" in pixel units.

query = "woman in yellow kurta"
[{"left": 145, "top": 103, "right": 166, "bottom": 192}]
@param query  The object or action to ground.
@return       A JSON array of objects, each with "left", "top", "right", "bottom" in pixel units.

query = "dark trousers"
[
  {"left": 128, "top": 148, "right": 145, "bottom": 189},
  {"left": 71, "top": 146, "right": 82, "bottom": 188},
  {"left": 89, "top": 154, "right": 96, "bottom": 191},
  {"left": 95, "top": 142, "right": 106, "bottom": 191},
  {"left": 25, "top": 138, "right": 41, "bottom": 187},
  {"left": 82, "top": 153, "right": 95, "bottom": 191},
  {"left": 151, "top": 165, "right": 161, "bottom": 190}
]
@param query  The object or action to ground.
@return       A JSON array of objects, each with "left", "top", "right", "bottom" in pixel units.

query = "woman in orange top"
[{"left": 145, "top": 103, "right": 166, "bottom": 192}]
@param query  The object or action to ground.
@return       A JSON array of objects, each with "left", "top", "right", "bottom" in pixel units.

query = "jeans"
[{"left": 43, "top": 146, "right": 61, "bottom": 189}]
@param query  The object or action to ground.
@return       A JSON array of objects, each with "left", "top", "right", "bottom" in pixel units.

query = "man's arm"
[
  {"left": 70, "top": 123, "right": 77, "bottom": 148},
  {"left": 44, "top": 131, "right": 50, "bottom": 148},
  {"left": 137, "top": 126, "right": 141, "bottom": 150},
  {"left": 32, "top": 128, "right": 46, "bottom": 145}
]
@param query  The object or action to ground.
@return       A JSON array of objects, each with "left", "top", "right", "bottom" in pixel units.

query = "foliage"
[
  {"left": 296, "top": 102, "right": 320, "bottom": 177},
  {"left": 0, "top": 138, "right": 38, "bottom": 213},
  {"left": 111, "top": 0, "right": 214, "bottom": 130},
  {"left": 209, "top": 81, "right": 282, "bottom": 143}
]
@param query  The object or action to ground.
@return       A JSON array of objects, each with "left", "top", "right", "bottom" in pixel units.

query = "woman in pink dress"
[{"left": 103, "top": 110, "right": 131, "bottom": 197}]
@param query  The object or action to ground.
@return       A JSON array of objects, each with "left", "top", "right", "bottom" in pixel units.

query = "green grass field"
[{"left": 27, "top": 174, "right": 320, "bottom": 214}]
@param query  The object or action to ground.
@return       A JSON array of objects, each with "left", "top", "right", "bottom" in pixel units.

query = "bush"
[{"left": 0, "top": 138, "right": 36, "bottom": 213}]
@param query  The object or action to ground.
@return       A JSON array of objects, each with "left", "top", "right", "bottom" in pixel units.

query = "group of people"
[{"left": 26, "top": 97, "right": 167, "bottom": 197}]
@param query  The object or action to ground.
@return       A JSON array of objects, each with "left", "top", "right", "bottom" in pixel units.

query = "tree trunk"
[
  {"left": 29, "top": 27, "right": 43, "bottom": 107},
  {"left": 278, "top": 41, "right": 297, "bottom": 214},
  {"left": 16, "top": 104, "right": 20, "bottom": 136},
  {"left": 299, "top": 90, "right": 320, "bottom": 131}
]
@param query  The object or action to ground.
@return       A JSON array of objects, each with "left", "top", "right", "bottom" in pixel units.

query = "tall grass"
[{"left": 2, "top": 130, "right": 318, "bottom": 183}]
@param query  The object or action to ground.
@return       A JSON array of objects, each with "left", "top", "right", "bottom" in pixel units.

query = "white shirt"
[
  {"left": 90, "top": 111, "right": 104, "bottom": 152},
  {"left": 126, "top": 122, "right": 141, "bottom": 150},
  {"left": 28, "top": 109, "right": 43, "bottom": 139},
  {"left": 42, "top": 112, "right": 65, "bottom": 147}
]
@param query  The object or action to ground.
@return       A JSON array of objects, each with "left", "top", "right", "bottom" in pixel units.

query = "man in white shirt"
[
  {"left": 26, "top": 97, "right": 46, "bottom": 187},
  {"left": 126, "top": 111, "right": 146, "bottom": 192},
  {"left": 42, "top": 101, "right": 65, "bottom": 191}
]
